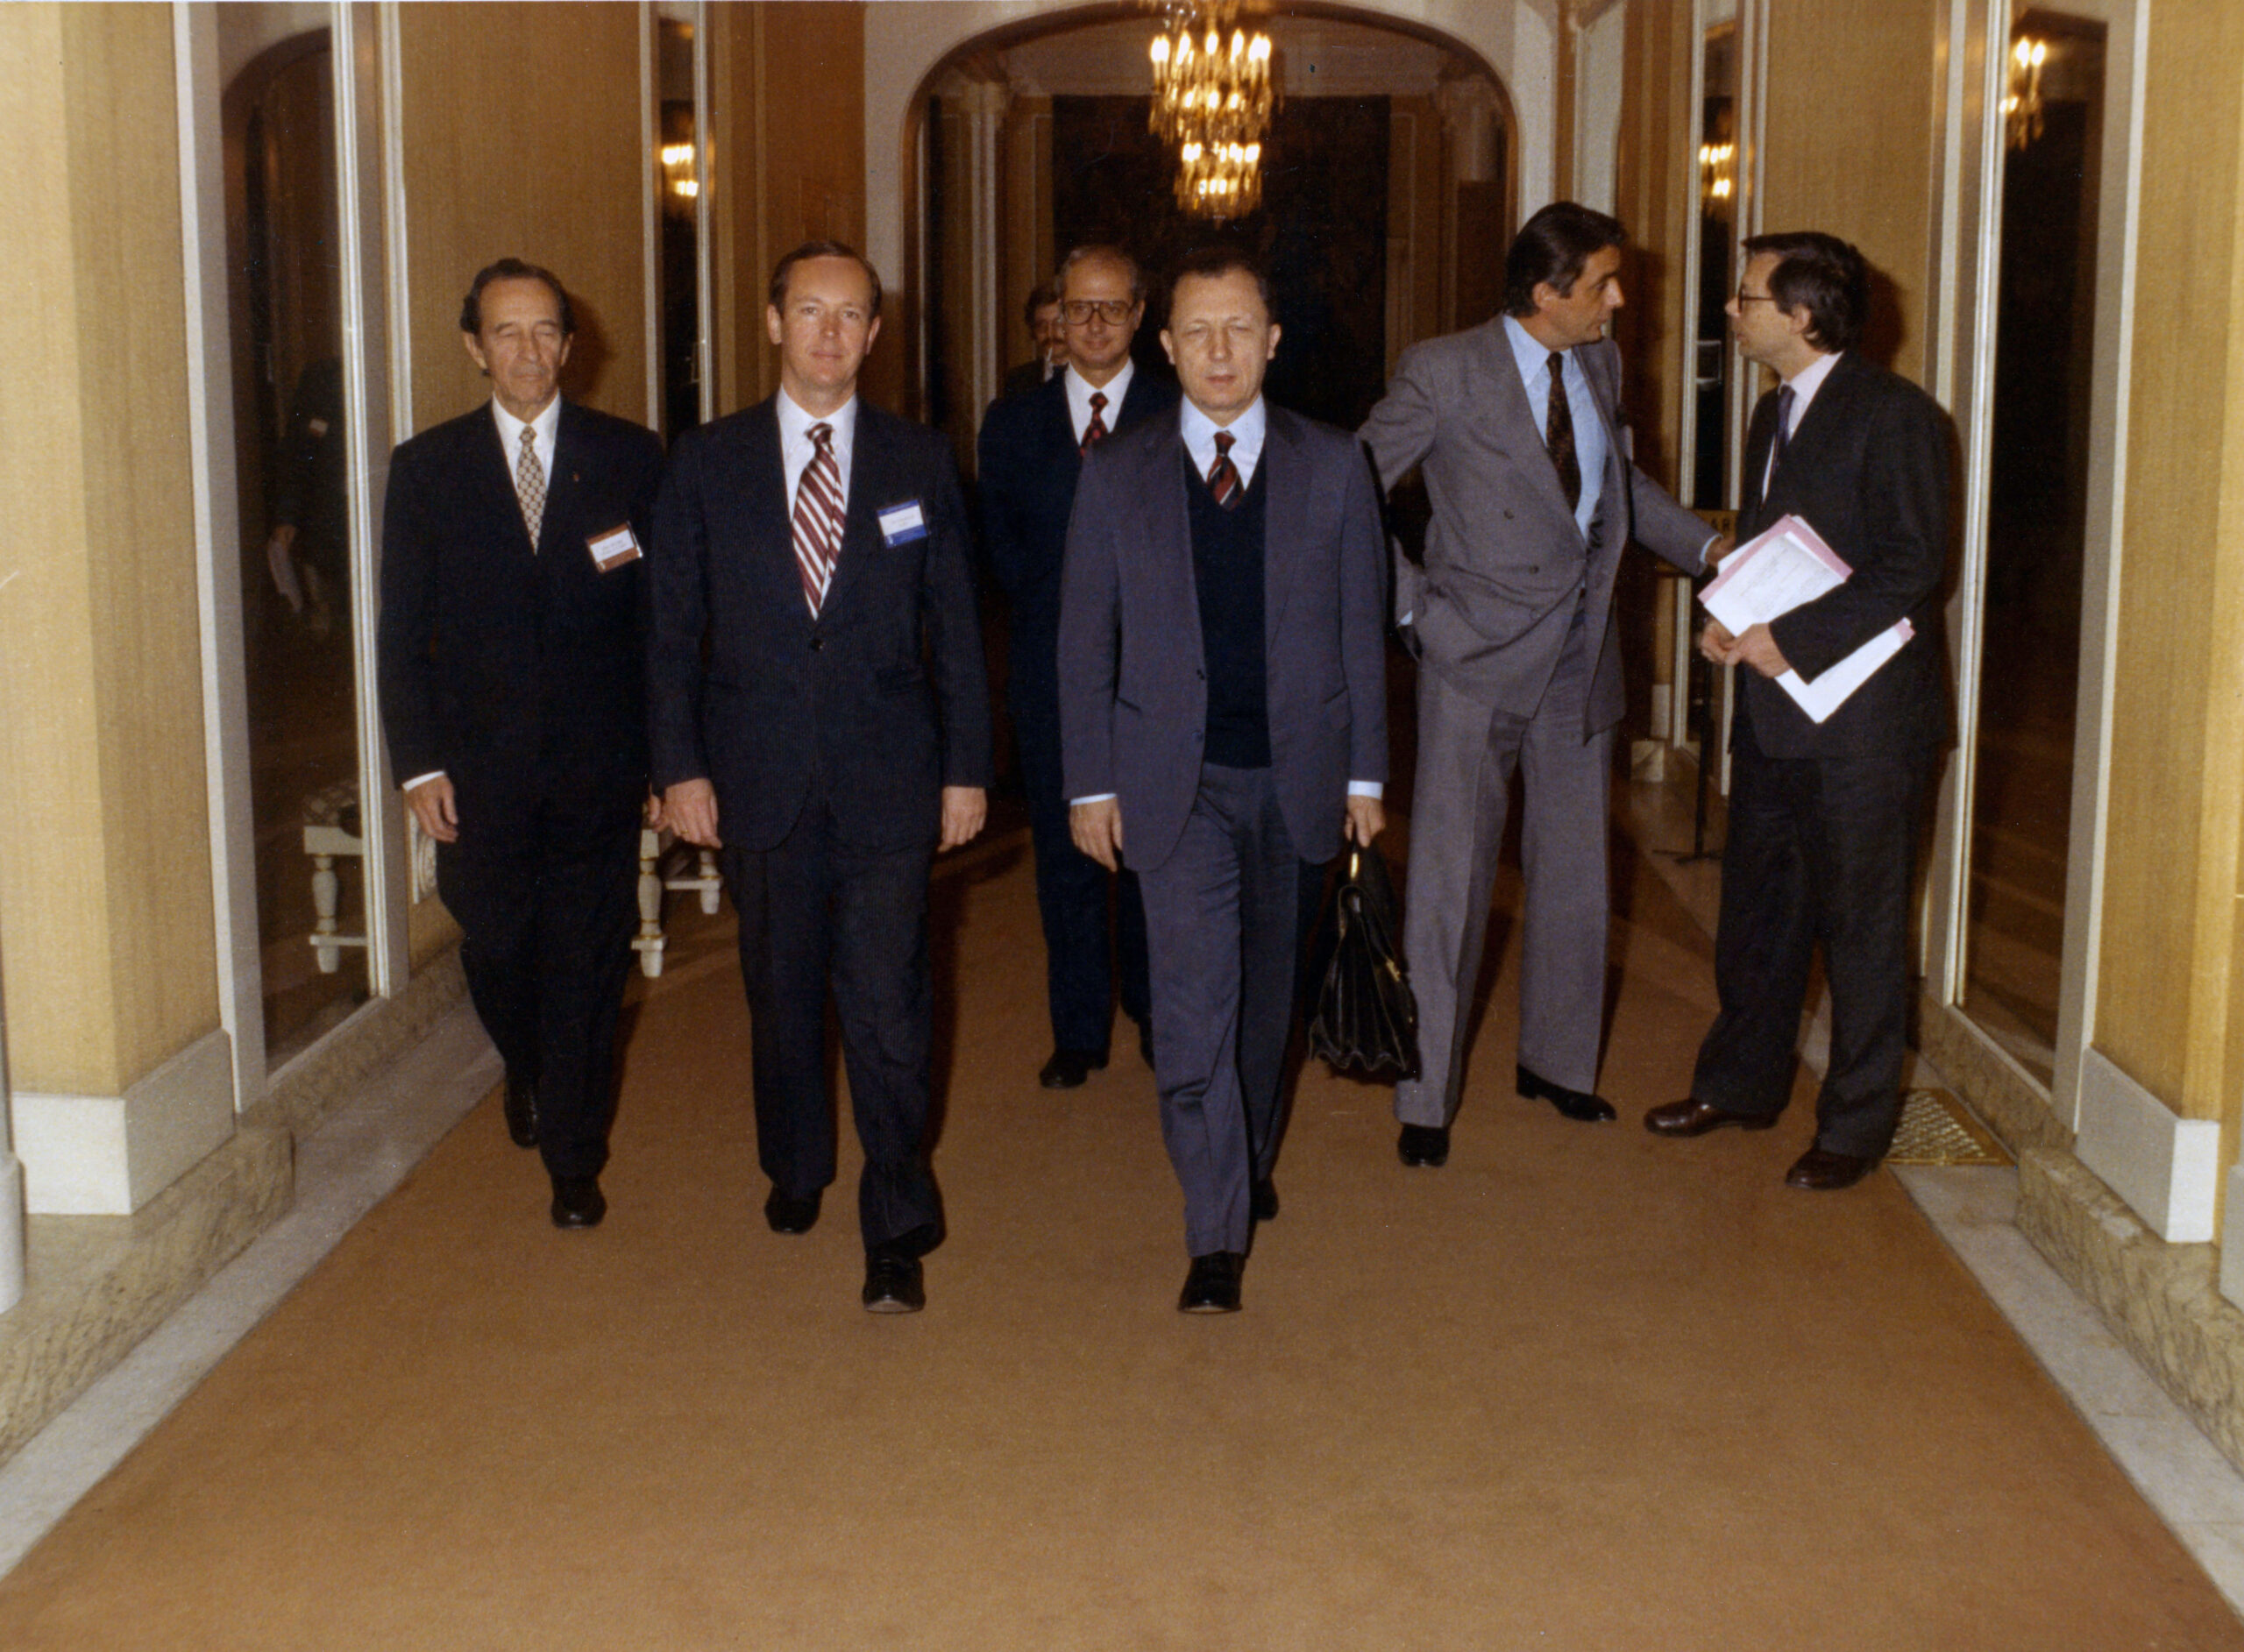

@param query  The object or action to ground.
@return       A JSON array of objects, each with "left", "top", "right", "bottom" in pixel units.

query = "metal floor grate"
[{"left": 1886, "top": 1088, "right": 2012, "bottom": 1166}]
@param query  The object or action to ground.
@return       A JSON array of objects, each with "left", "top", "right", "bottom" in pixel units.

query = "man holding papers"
[{"left": 1645, "top": 231, "right": 1953, "bottom": 1191}]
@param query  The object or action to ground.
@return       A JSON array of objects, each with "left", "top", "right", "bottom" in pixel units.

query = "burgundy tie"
[
  {"left": 1206, "top": 429, "right": 1241, "bottom": 510},
  {"left": 792, "top": 422, "right": 845, "bottom": 617},
  {"left": 1080, "top": 391, "right": 1108, "bottom": 457}
]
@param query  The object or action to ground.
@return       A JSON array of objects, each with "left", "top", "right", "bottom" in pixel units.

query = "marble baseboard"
[
  {"left": 0, "top": 1124, "right": 292, "bottom": 1468},
  {"left": 254, "top": 947, "right": 468, "bottom": 1142},
  {"left": 1916, "top": 995, "right": 2074, "bottom": 1156},
  {"left": 2018, "top": 1145, "right": 2244, "bottom": 1475}
]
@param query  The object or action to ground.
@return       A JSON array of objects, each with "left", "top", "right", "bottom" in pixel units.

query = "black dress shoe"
[
  {"left": 550, "top": 1174, "right": 605, "bottom": 1230},
  {"left": 1039, "top": 1048, "right": 1109, "bottom": 1089},
  {"left": 503, "top": 1072, "right": 539, "bottom": 1149},
  {"left": 1786, "top": 1146, "right": 1877, "bottom": 1191},
  {"left": 1178, "top": 1251, "right": 1243, "bottom": 1313},
  {"left": 763, "top": 1186, "right": 821, "bottom": 1235},
  {"left": 1516, "top": 1063, "right": 1616, "bottom": 1124},
  {"left": 1643, "top": 1098, "right": 1780, "bottom": 1138},
  {"left": 862, "top": 1250, "right": 926, "bottom": 1313},
  {"left": 1397, "top": 1123, "right": 1450, "bottom": 1167},
  {"left": 1251, "top": 1177, "right": 1279, "bottom": 1223}
]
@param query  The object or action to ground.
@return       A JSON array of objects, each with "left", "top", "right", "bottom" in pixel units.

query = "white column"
[{"left": 1437, "top": 74, "right": 1502, "bottom": 186}]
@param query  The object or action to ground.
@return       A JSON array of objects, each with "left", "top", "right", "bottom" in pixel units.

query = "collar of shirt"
[
  {"left": 1501, "top": 314, "right": 1608, "bottom": 538},
  {"left": 1178, "top": 394, "right": 1267, "bottom": 490},
  {"left": 1777, "top": 348, "right": 1843, "bottom": 430},
  {"left": 1064, "top": 359, "right": 1135, "bottom": 446},
  {"left": 777, "top": 388, "right": 858, "bottom": 516},
  {"left": 490, "top": 395, "right": 562, "bottom": 485}
]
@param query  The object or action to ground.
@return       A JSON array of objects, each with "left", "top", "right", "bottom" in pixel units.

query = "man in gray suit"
[
  {"left": 1360, "top": 202, "right": 1716, "bottom": 1168},
  {"left": 1060, "top": 248, "right": 1388, "bottom": 1314}
]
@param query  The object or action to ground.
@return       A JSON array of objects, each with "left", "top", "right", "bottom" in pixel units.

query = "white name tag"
[
  {"left": 587, "top": 523, "right": 641, "bottom": 571},
  {"left": 877, "top": 500, "right": 928, "bottom": 547}
]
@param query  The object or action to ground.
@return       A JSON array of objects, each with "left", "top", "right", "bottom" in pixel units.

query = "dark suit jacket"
[
  {"left": 977, "top": 370, "right": 1180, "bottom": 647},
  {"left": 647, "top": 396, "right": 994, "bottom": 854},
  {"left": 377, "top": 399, "right": 665, "bottom": 822},
  {"left": 1056, "top": 401, "right": 1388, "bottom": 873},
  {"left": 1738, "top": 351, "right": 1953, "bottom": 760}
]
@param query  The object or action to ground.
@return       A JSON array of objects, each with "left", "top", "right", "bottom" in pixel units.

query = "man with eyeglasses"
[
  {"left": 978, "top": 246, "right": 1175, "bottom": 1091},
  {"left": 1645, "top": 231, "right": 1952, "bottom": 1191},
  {"left": 1359, "top": 202, "right": 1718, "bottom": 1172}
]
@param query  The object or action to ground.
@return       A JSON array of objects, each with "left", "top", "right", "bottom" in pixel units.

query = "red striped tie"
[
  {"left": 1080, "top": 391, "right": 1108, "bottom": 457},
  {"left": 1206, "top": 429, "right": 1241, "bottom": 509},
  {"left": 792, "top": 422, "right": 845, "bottom": 617}
]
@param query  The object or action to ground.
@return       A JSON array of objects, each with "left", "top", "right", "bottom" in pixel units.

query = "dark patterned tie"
[
  {"left": 1545, "top": 351, "right": 1580, "bottom": 514},
  {"left": 514, "top": 424, "right": 546, "bottom": 548},
  {"left": 1767, "top": 384, "right": 1798, "bottom": 491},
  {"left": 792, "top": 422, "right": 845, "bottom": 617},
  {"left": 1206, "top": 429, "right": 1241, "bottom": 510},
  {"left": 1080, "top": 391, "right": 1108, "bottom": 457}
]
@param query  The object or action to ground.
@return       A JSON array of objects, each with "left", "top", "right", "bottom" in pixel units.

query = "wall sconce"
[
  {"left": 1698, "top": 141, "right": 1735, "bottom": 209},
  {"left": 2005, "top": 34, "right": 2048, "bottom": 150},
  {"left": 659, "top": 141, "right": 698, "bottom": 209}
]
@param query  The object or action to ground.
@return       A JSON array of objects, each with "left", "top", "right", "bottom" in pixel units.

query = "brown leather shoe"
[
  {"left": 1643, "top": 1098, "right": 1779, "bottom": 1138},
  {"left": 1785, "top": 1147, "right": 1876, "bottom": 1190}
]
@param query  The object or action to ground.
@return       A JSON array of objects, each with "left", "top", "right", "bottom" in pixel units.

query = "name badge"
[
  {"left": 877, "top": 500, "right": 928, "bottom": 548},
  {"left": 587, "top": 523, "right": 642, "bottom": 571}
]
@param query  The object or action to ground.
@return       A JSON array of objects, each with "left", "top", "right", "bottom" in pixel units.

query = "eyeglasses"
[
  {"left": 1062, "top": 299, "right": 1134, "bottom": 324},
  {"left": 1733, "top": 288, "right": 1779, "bottom": 306}
]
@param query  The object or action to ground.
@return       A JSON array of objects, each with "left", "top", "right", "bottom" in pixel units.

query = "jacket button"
[{"left": 808, "top": 635, "right": 823, "bottom": 652}]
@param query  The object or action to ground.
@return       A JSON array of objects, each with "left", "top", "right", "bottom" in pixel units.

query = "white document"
[{"left": 1699, "top": 513, "right": 1912, "bottom": 724}]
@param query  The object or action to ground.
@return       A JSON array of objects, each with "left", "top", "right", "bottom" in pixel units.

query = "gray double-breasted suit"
[{"left": 1360, "top": 317, "right": 1710, "bottom": 1124}]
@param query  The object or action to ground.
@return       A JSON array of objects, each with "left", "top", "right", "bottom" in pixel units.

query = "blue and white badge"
[{"left": 877, "top": 500, "right": 928, "bottom": 548}]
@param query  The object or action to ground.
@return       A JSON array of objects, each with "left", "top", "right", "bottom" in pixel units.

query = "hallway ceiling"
[{"left": 998, "top": 15, "right": 1459, "bottom": 100}]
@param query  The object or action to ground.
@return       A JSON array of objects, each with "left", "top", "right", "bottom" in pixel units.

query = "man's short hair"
[
  {"left": 1503, "top": 202, "right": 1627, "bottom": 318},
  {"left": 459, "top": 259, "right": 575, "bottom": 337},
  {"left": 1055, "top": 245, "right": 1146, "bottom": 305},
  {"left": 1168, "top": 245, "right": 1272, "bottom": 316},
  {"left": 1023, "top": 280, "right": 1058, "bottom": 329},
  {"left": 768, "top": 240, "right": 884, "bottom": 319},
  {"left": 1742, "top": 231, "right": 1869, "bottom": 354}
]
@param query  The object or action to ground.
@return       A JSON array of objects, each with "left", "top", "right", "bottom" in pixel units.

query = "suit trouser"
[
  {"left": 1690, "top": 727, "right": 1938, "bottom": 1159},
  {"left": 1137, "top": 763, "right": 1303, "bottom": 1258},
  {"left": 1009, "top": 658, "right": 1151, "bottom": 1053},
  {"left": 1396, "top": 616, "right": 1610, "bottom": 1128},
  {"left": 437, "top": 791, "right": 641, "bottom": 1181},
  {"left": 721, "top": 796, "right": 941, "bottom": 1254}
]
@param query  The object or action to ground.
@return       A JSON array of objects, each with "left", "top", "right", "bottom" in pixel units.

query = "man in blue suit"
[
  {"left": 978, "top": 246, "right": 1175, "bottom": 1089},
  {"left": 650, "top": 243, "right": 992, "bottom": 1313},
  {"left": 1060, "top": 249, "right": 1388, "bottom": 1314}
]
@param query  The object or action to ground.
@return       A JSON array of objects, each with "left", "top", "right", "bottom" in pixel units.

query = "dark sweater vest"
[{"left": 1185, "top": 450, "right": 1271, "bottom": 769}]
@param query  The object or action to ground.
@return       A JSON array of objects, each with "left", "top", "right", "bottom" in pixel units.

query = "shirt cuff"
[
  {"left": 1347, "top": 781, "right": 1383, "bottom": 799},
  {"left": 1069, "top": 793, "right": 1118, "bottom": 806},
  {"left": 402, "top": 769, "right": 445, "bottom": 791}
]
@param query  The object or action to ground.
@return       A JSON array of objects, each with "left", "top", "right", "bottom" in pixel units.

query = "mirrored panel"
[{"left": 218, "top": 5, "right": 370, "bottom": 1066}]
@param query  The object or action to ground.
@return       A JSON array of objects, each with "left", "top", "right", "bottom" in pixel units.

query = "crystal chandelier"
[{"left": 1148, "top": 2, "right": 1275, "bottom": 220}]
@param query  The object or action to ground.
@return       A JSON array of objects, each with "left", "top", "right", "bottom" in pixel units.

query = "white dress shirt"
[
  {"left": 777, "top": 387, "right": 859, "bottom": 517},
  {"left": 1064, "top": 359, "right": 1136, "bottom": 447}
]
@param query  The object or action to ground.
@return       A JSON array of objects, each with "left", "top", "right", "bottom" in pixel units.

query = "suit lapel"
[
  {"left": 472, "top": 408, "right": 539, "bottom": 558},
  {"left": 1479, "top": 320, "right": 1581, "bottom": 532},
  {"left": 822, "top": 404, "right": 895, "bottom": 623},
  {"left": 1261, "top": 405, "right": 1303, "bottom": 642}
]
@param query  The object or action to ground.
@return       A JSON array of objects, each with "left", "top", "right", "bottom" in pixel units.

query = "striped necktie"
[
  {"left": 1206, "top": 429, "right": 1241, "bottom": 509},
  {"left": 792, "top": 422, "right": 845, "bottom": 617}
]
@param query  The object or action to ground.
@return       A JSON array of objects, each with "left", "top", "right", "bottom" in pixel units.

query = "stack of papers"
[{"left": 1700, "top": 514, "right": 1912, "bottom": 724}]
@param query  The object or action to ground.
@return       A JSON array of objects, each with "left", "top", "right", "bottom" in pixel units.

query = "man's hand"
[
  {"left": 1704, "top": 532, "right": 1736, "bottom": 571},
  {"left": 1346, "top": 794, "right": 1385, "bottom": 846},
  {"left": 939, "top": 785, "right": 987, "bottom": 851},
  {"left": 266, "top": 525, "right": 304, "bottom": 613},
  {"left": 1725, "top": 622, "right": 1792, "bottom": 678},
  {"left": 1070, "top": 798, "right": 1123, "bottom": 872},
  {"left": 405, "top": 774, "right": 458, "bottom": 844},
  {"left": 664, "top": 778, "right": 721, "bottom": 848},
  {"left": 643, "top": 791, "right": 665, "bottom": 831},
  {"left": 1698, "top": 618, "right": 1737, "bottom": 665}
]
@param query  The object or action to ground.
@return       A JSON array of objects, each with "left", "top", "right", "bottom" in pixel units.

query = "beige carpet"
[{"left": 1, "top": 816, "right": 2237, "bottom": 1648}]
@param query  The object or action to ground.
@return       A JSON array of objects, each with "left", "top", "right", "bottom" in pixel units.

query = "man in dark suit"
[
  {"left": 650, "top": 242, "right": 991, "bottom": 1312},
  {"left": 378, "top": 259, "right": 664, "bottom": 1230},
  {"left": 1060, "top": 249, "right": 1388, "bottom": 1314},
  {"left": 1000, "top": 283, "right": 1063, "bottom": 399},
  {"left": 1359, "top": 202, "right": 1716, "bottom": 1170},
  {"left": 978, "top": 245, "right": 1174, "bottom": 1089},
  {"left": 1645, "top": 231, "right": 1952, "bottom": 1190}
]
